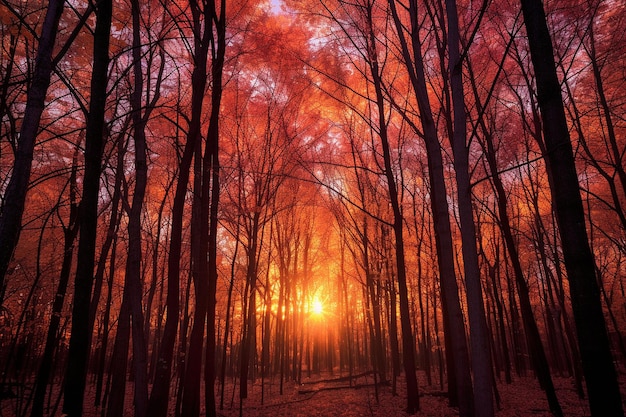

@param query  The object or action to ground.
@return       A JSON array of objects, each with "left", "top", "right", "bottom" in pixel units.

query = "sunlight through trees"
[{"left": 0, "top": 0, "right": 624, "bottom": 416}]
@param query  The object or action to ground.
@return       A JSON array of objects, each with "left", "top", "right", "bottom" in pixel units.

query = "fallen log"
[
  {"left": 298, "top": 382, "right": 378, "bottom": 394},
  {"left": 299, "top": 370, "right": 376, "bottom": 385}
]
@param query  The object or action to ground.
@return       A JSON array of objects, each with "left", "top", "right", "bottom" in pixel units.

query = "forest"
[{"left": 0, "top": 0, "right": 625, "bottom": 416}]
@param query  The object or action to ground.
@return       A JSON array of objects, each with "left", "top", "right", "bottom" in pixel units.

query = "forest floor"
[
  {"left": 215, "top": 370, "right": 617, "bottom": 417},
  {"left": 2, "top": 369, "right": 625, "bottom": 416}
]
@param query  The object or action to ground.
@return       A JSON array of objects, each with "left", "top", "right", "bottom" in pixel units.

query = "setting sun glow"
[
  {"left": 311, "top": 299, "right": 324, "bottom": 316},
  {"left": 5, "top": 1, "right": 623, "bottom": 416}
]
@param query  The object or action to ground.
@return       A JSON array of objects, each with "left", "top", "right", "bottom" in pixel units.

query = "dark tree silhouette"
[
  {"left": 30, "top": 151, "right": 80, "bottom": 417},
  {"left": 520, "top": 0, "right": 624, "bottom": 415},
  {"left": 445, "top": 1, "right": 494, "bottom": 415},
  {"left": 388, "top": 1, "right": 474, "bottom": 414},
  {"left": 62, "top": 0, "right": 112, "bottom": 415},
  {"left": 0, "top": 0, "right": 65, "bottom": 305}
]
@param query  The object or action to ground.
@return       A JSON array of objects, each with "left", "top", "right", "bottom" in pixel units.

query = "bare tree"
[
  {"left": 62, "top": 0, "right": 112, "bottom": 415},
  {"left": 388, "top": 0, "right": 474, "bottom": 413},
  {"left": 519, "top": 0, "right": 624, "bottom": 415},
  {"left": 444, "top": 2, "right": 494, "bottom": 415},
  {"left": 0, "top": 0, "right": 65, "bottom": 305}
]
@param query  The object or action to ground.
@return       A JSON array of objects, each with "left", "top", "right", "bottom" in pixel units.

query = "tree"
[
  {"left": 179, "top": 0, "right": 225, "bottom": 415},
  {"left": 519, "top": 0, "right": 624, "bottom": 415},
  {"left": 0, "top": 0, "right": 65, "bottom": 306},
  {"left": 62, "top": 0, "right": 112, "bottom": 415},
  {"left": 364, "top": 15, "right": 421, "bottom": 413},
  {"left": 30, "top": 148, "right": 80, "bottom": 417},
  {"left": 444, "top": 1, "right": 494, "bottom": 415},
  {"left": 109, "top": 0, "right": 166, "bottom": 414},
  {"left": 388, "top": 0, "right": 474, "bottom": 413},
  {"left": 468, "top": 52, "right": 563, "bottom": 414}
]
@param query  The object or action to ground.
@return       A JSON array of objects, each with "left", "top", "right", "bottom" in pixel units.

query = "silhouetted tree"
[
  {"left": 62, "top": 0, "right": 112, "bottom": 415},
  {"left": 520, "top": 0, "right": 624, "bottom": 415}
]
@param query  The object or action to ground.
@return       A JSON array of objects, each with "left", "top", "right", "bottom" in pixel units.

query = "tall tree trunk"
[
  {"left": 220, "top": 222, "right": 240, "bottom": 409},
  {"left": 31, "top": 159, "right": 80, "bottom": 417},
  {"left": 180, "top": 106, "right": 209, "bottom": 417},
  {"left": 239, "top": 213, "right": 260, "bottom": 401},
  {"left": 146, "top": 85, "right": 195, "bottom": 417},
  {"left": 365, "top": 4, "right": 419, "bottom": 408},
  {"left": 445, "top": 2, "right": 494, "bottom": 416},
  {"left": 146, "top": 177, "right": 173, "bottom": 381},
  {"left": 178, "top": 0, "right": 226, "bottom": 413},
  {"left": 147, "top": 1, "right": 213, "bottom": 414},
  {"left": 519, "top": 0, "right": 624, "bottom": 414},
  {"left": 204, "top": 4, "right": 225, "bottom": 414},
  {"left": 63, "top": 0, "right": 112, "bottom": 415},
  {"left": 414, "top": 211, "right": 432, "bottom": 386},
  {"left": 467, "top": 50, "right": 563, "bottom": 414},
  {"left": 175, "top": 273, "right": 193, "bottom": 417},
  {"left": 0, "top": 0, "right": 65, "bottom": 304},
  {"left": 125, "top": 0, "right": 151, "bottom": 413},
  {"left": 363, "top": 223, "right": 387, "bottom": 383},
  {"left": 388, "top": 1, "right": 474, "bottom": 414}
]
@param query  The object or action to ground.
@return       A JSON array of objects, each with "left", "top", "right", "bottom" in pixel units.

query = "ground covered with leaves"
[
  {"left": 2, "top": 370, "right": 624, "bottom": 416},
  {"left": 215, "top": 371, "right": 621, "bottom": 417}
]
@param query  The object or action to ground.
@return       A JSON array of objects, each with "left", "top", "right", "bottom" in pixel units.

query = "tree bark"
[
  {"left": 0, "top": 0, "right": 65, "bottom": 305},
  {"left": 365, "top": 4, "right": 420, "bottom": 408},
  {"left": 445, "top": 2, "right": 495, "bottom": 416},
  {"left": 520, "top": 0, "right": 624, "bottom": 415},
  {"left": 205, "top": 4, "right": 226, "bottom": 414},
  {"left": 388, "top": 1, "right": 474, "bottom": 414},
  {"left": 124, "top": 0, "right": 151, "bottom": 413},
  {"left": 147, "top": 1, "right": 213, "bottom": 414},
  {"left": 31, "top": 158, "right": 79, "bottom": 417},
  {"left": 63, "top": 0, "right": 112, "bottom": 415}
]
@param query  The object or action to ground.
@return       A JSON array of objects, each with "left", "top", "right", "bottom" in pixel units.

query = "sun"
[{"left": 311, "top": 298, "right": 324, "bottom": 316}]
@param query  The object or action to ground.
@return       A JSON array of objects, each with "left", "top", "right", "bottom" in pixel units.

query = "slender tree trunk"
[
  {"left": 445, "top": 2, "right": 495, "bottom": 416},
  {"left": 146, "top": 177, "right": 173, "bottom": 380},
  {"left": 123, "top": 1, "right": 151, "bottom": 413},
  {"left": 388, "top": 2, "right": 474, "bottom": 413},
  {"left": 0, "top": 0, "right": 65, "bottom": 300},
  {"left": 415, "top": 220, "right": 432, "bottom": 386},
  {"left": 181, "top": 106, "right": 209, "bottom": 417},
  {"left": 63, "top": 1, "right": 112, "bottom": 415},
  {"left": 105, "top": 297, "right": 131, "bottom": 417},
  {"left": 146, "top": 123, "right": 194, "bottom": 417},
  {"left": 175, "top": 273, "right": 193, "bottom": 417},
  {"left": 204, "top": 5, "right": 225, "bottom": 414},
  {"left": 261, "top": 250, "right": 272, "bottom": 405},
  {"left": 220, "top": 223, "right": 240, "bottom": 409},
  {"left": 364, "top": 3, "right": 419, "bottom": 410},
  {"left": 363, "top": 224, "right": 387, "bottom": 383},
  {"left": 240, "top": 214, "right": 260, "bottom": 400},
  {"left": 31, "top": 162, "right": 80, "bottom": 417},
  {"left": 468, "top": 55, "right": 563, "bottom": 415},
  {"left": 147, "top": 1, "right": 214, "bottom": 414},
  {"left": 94, "top": 233, "right": 117, "bottom": 408},
  {"left": 387, "top": 278, "right": 400, "bottom": 394},
  {"left": 520, "top": 0, "right": 624, "bottom": 414},
  {"left": 488, "top": 248, "right": 512, "bottom": 384}
]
